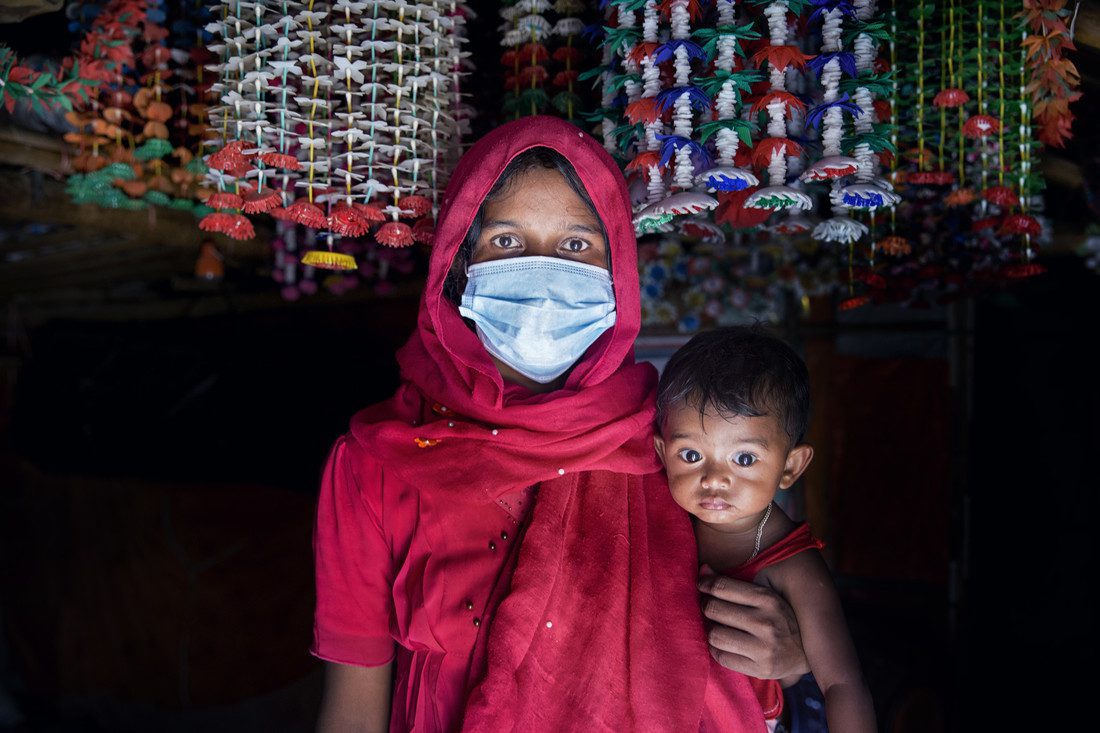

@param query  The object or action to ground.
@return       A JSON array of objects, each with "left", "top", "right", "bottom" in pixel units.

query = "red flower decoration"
[
  {"left": 626, "top": 150, "right": 662, "bottom": 173},
  {"left": 750, "top": 90, "right": 806, "bottom": 118},
  {"left": 908, "top": 171, "right": 956, "bottom": 185},
  {"left": 982, "top": 186, "right": 1019, "bottom": 207},
  {"left": 970, "top": 216, "right": 1001, "bottom": 232},
  {"left": 839, "top": 295, "right": 871, "bottom": 311},
  {"left": 933, "top": 88, "right": 970, "bottom": 108},
  {"left": 873, "top": 99, "right": 892, "bottom": 121},
  {"left": 553, "top": 46, "right": 583, "bottom": 65},
  {"left": 199, "top": 212, "right": 254, "bottom": 241},
  {"left": 284, "top": 200, "right": 328, "bottom": 228},
  {"left": 1003, "top": 262, "right": 1046, "bottom": 279},
  {"left": 399, "top": 195, "right": 433, "bottom": 218},
  {"left": 329, "top": 203, "right": 370, "bottom": 237},
  {"left": 260, "top": 152, "right": 300, "bottom": 170},
  {"left": 519, "top": 43, "right": 549, "bottom": 63},
  {"left": 963, "top": 114, "right": 1001, "bottom": 138},
  {"left": 751, "top": 45, "right": 810, "bottom": 72},
  {"left": 412, "top": 217, "right": 435, "bottom": 245},
  {"left": 519, "top": 65, "right": 549, "bottom": 86},
  {"left": 353, "top": 202, "right": 387, "bottom": 222},
  {"left": 375, "top": 221, "right": 415, "bottom": 247},
  {"left": 999, "top": 214, "right": 1041, "bottom": 236},
  {"left": 714, "top": 188, "right": 772, "bottom": 230},
  {"left": 242, "top": 189, "right": 282, "bottom": 214},
  {"left": 553, "top": 70, "right": 579, "bottom": 88},
  {"left": 628, "top": 41, "right": 660, "bottom": 65},
  {"left": 206, "top": 191, "right": 244, "bottom": 210},
  {"left": 625, "top": 97, "right": 662, "bottom": 125},
  {"left": 752, "top": 138, "right": 803, "bottom": 170}
]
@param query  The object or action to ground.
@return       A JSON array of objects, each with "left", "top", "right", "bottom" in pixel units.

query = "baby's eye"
[
  {"left": 677, "top": 448, "right": 703, "bottom": 463},
  {"left": 734, "top": 453, "right": 756, "bottom": 467},
  {"left": 562, "top": 238, "right": 590, "bottom": 253},
  {"left": 490, "top": 234, "right": 520, "bottom": 249}
]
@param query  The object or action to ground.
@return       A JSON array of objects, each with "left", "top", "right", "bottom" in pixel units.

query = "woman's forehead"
[{"left": 483, "top": 168, "right": 601, "bottom": 224}]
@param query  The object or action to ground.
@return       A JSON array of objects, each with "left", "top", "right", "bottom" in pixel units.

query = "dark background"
[{"left": 2, "top": 2, "right": 1099, "bottom": 732}]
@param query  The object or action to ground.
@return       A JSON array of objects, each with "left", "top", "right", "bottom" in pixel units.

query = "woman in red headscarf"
[{"left": 311, "top": 116, "right": 807, "bottom": 732}]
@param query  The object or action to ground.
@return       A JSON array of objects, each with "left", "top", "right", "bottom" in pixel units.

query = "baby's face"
[{"left": 654, "top": 403, "right": 802, "bottom": 530}]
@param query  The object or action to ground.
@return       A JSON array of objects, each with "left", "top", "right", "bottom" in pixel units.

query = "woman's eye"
[
  {"left": 490, "top": 234, "right": 519, "bottom": 249},
  {"left": 677, "top": 448, "right": 702, "bottom": 464},
  {"left": 734, "top": 453, "right": 757, "bottom": 467},
  {"left": 562, "top": 238, "right": 589, "bottom": 253}
]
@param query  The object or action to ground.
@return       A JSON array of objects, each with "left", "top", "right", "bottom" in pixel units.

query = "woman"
[{"left": 312, "top": 116, "right": 807, "bottom": 732}]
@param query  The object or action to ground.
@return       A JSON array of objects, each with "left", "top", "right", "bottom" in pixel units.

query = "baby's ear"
[
  {"left": 653, "top": 435, "right": 665, "bottom": 465},
  {"left": 779, "top": 443, "right": 813, "bottom": 490}
]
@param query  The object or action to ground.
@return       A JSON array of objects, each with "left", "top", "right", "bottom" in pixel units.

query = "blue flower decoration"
[
  {"left": 582, "top": 23, "right": 606, "bottom": 43},
  {"left": 656, "top": 86, "right": 711, "bottom": 114},
  {"left": 809, "top": 0, "right": 857, "bottom": 22},
  {"left": 656, "top": 135, "right": 713, "bottom": 170},
  {"left": 805, "top": 94, "right": 864, "bottom": 129},
  {"left": 653, "top": 39, "right": 707, "bottom": 65},
  {"left": 807, "top": 52, "right": 858, "bottom": 78}
]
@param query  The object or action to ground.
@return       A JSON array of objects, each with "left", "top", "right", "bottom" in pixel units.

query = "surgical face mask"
[{"left": 459, "top": 256, "right": 617, "bottom": 384}]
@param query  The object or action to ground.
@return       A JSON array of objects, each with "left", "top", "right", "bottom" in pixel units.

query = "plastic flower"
[
  {"left": 963, "top": 114, "right": 1001, "bottom": 138},
  {"left": 876, "top": 235, "right": 911, "bottom": 256},
  {"left": 933, "top": 88, "right": 969, "bottom": 108},
  {"left": 982, "top": 186, "right": 1020, "bottom": 207}
]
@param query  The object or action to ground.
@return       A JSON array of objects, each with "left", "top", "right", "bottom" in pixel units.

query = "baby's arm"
[{"left": 764, "top": 552, "right": 876, "bottom": 733}]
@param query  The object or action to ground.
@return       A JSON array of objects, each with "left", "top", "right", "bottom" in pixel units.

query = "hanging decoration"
[
  {"left": 1021, "top": 0, "right": 1080, "bottom": 149},
  {"left": 202, "top": 0, "right": 470, "bottom": 268},
  {"left": 53, "top": 1, "right": 215, "bottom": 212}
]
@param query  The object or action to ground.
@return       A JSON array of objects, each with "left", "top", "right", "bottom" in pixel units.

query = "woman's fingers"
[{"left": 697, "top": 573, "right": 809, "bottom": 680}]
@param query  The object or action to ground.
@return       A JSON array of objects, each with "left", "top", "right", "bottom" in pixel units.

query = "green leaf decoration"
[
  {"left": 694, "top": 68, "right": 763, "bottom": 98},
  {"left": 603, "top": 25, "right": 642, "bottom": 53},
  {"left": 698, "top": 118, "right": 755, "bottom": 146},
  {"left": 134, "top": 138, "right": 174, "bottom": 161},
  {"left": 844, "top": 19, "right": 893, "bottom": 45},
  {"left": 838, "top": 71, "right": 894, "bottom": 98},
  {"left": 143, "top": 190, "right": 172, "bottom": 206},
  {"left": 693, "top": 23, "right": 761, "bottom": 61}
]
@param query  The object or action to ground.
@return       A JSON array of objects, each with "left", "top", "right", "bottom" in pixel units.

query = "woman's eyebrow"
[{"left": 482, "top": 218, "right": 602, "bottom": 235}]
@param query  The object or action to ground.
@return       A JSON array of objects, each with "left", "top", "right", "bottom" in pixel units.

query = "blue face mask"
[{"left": 459, "top": 256, "right": 617, "bottom": 384}]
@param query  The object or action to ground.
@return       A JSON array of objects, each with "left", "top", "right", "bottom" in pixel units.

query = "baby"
[{"left": 654, "top": 325, "right": 876, "bottom": 733}]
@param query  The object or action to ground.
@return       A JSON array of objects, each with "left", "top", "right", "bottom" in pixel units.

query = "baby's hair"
[
  {"left": 442, "top": 146, "right": 606, "bottom": 305},
  {"left": 655, "top": 325, "right": 811, "bottom": 447}
]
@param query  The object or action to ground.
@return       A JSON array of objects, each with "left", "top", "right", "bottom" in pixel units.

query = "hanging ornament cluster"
[
  {"left": 201, "top": 0, "right": 471, "bottom": 270},
  {"left": 591, "top": 0, "right": 901, "bottom": 246},
  {"left": 60, "top": 0, "right": 215, "bottom": 212},
  {"left": 498, "top": 0, "right": 591, "bottom": 121},
  {"left": 0, "top": 43, "right": 98, "bottom": 114},
  {"left": 1021, "top": 0, "right": 1080, "bottom": 149},
  {"left": 883, "top": 0, "right": 1049, "bottom": 288}
]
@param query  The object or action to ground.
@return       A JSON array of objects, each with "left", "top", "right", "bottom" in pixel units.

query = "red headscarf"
[{"left": 351, "top": 116, "right": 763, "bottom": 731}]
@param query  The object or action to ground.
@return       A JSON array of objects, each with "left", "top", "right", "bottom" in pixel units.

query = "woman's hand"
[{"left": 697, "top": 568, "right": 810, "bottom": 682}]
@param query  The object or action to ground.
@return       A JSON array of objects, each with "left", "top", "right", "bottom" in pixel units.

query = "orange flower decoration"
[
  {"left": 876, "top": 235, "right": 912, "bottom": 257},
  {"left": 944, "top": 188, "right": 977, "bottom": 207}
]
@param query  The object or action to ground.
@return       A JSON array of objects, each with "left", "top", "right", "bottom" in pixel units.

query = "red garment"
[
  {"left": 311, "top": 115, "right": 764, "bottom": 732},
  {"left": 706, "top": 523, "right": 826, "bottom": 723}
]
